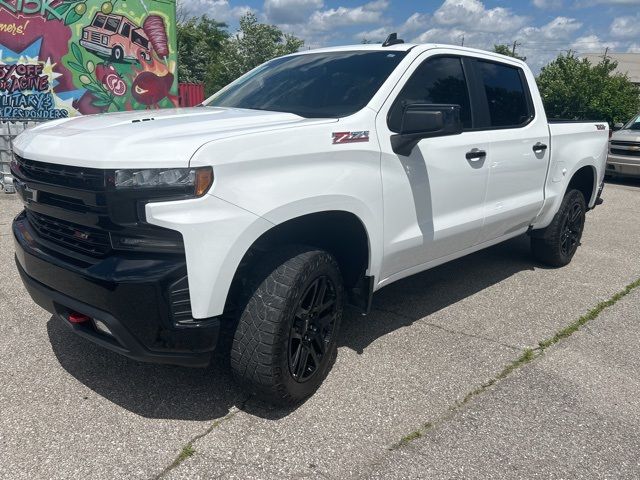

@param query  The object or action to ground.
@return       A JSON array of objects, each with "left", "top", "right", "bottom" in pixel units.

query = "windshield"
[
  {"left": 205, "top": 51, "right": 407, "bottom": 118},
  {"left": 624, "top": 114, "right": 640, "bottom": 130}
]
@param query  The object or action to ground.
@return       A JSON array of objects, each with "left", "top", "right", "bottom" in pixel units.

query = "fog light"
[{"left": 93, "top": 319, "right": 113, "bottom": 336}]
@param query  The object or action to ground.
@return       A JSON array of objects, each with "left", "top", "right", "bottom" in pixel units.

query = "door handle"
[
  {"left": 466, "top": 148, "right": 486, "bottom": 161},
  {"left": 533, "top": 142, "right": 548, "bottom": 153}
]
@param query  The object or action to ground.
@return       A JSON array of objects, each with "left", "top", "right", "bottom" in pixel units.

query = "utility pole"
[
  {"left": 512, "top": 40, "right": 521, "bottom": 57},
  {"left": 460, "top": 35, "right": 464, "bottom": 46}
]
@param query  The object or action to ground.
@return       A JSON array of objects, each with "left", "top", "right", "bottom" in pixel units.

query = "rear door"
[
  {"left": 376, "top": 52, "right": 490, "bottom": 280},
  {"left": 473, "top": 59, "right": 550, "bottom": 242}
]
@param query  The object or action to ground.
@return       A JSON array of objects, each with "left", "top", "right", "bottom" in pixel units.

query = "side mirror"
[
  {"left": 391, "top": 104, "right": 463, "bottom": 156},
  {"left": 613, "top": 122, "right": 624, "bottom": 131}
]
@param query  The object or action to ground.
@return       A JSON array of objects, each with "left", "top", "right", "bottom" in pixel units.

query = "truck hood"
[
  {"left": 13, "top": 107, "right": 337, "bottom": 169},
  {"left": 610, "top": 129, "right": 640, "bottom": 143}
]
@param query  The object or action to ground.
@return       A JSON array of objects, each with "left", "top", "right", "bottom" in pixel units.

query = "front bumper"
[
  {"left": 13, "top": 211, "right": 220, "bottom": 367},
  {"left": 606, "top": 153, "right": 640, "bottom": 177}
]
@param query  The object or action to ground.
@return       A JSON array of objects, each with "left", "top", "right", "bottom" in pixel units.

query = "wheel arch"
[
  {"left": 224, "top": 210, "right": 375, "bottom": 315},
  {"left": 567, "top": 165, "right": 597, "bottom": 206}
]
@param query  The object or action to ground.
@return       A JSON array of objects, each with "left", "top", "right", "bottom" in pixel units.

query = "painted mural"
[{"left": 0, "top": 0, "right": 177, "bottom": 120}]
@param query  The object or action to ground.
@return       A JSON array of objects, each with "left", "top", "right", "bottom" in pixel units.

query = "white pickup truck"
[{"left": 12, "top": 41, "right": 608, "bottom": 405}]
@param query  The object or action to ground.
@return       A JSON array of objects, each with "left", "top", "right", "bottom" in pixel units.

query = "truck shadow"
[
  {"left": 48, "top": 233, "right": 536, "bottom": 422},
  {"left": 604, "top": 176, "right": 640, "bottom": 188},
  {"left": 339, "top": 233, "right": 535, "bottom": 354}
]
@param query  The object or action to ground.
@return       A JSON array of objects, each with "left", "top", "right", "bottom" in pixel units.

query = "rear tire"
[
  {"left": 531, "top": 189, "right": 586, "bottom": 267},
  {"left": 230, "top": 246, "right": 344, "bottom": 406}
]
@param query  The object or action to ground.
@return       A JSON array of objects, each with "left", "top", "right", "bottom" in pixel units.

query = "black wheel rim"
[
  {"left": 288, "top": 275, "right": 338, "bottom": 383},
  {"left": 560, "top": 201, "right": 584, "bottom": 257}
]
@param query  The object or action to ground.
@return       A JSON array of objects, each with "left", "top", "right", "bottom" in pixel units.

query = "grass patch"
[
  {"left": 392, "top": 423, "right": 433, "bottom": 450},
  {"left": 178, "top": 444, "right": 195, "bottom": 462},
  {"left": 392, "top": 277, "right": 640, "bottom": 449},
  {"left": 161, "top": 443, "right": 195, "bottom": 476},
  {"left": 538, "top": 277, "right": 640, "bottom": 350}
]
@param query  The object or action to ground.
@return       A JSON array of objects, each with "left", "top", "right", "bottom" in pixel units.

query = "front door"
[{"left": 377, "top": 53, "right": 490, "bottom": 281}]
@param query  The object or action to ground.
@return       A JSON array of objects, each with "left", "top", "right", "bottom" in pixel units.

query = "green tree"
[
  {"left": 537, "top": 52, "right": 640, "bottom": 125},
  {"left": 493, "top": 44, "right": 526, "bottom": 61},
  {"left": 206, "top": 13, "right": 304, "bottom": 94},
  {"left": 176, "top": 16, "right": 228, "bottom": 85}
]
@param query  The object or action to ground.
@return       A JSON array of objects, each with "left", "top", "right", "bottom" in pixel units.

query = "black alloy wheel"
[
  {"left": 560, "top": 201, "right": 584, "bottom": 257},
  {"left": 288, "top": 275, "right": 338, "bottom": 383},
  {"left": 531, "top": 188, "right": 586, "bottom": 267}
]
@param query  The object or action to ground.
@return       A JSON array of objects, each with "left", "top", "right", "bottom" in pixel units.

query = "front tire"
[
  {"left": 112, "top": 46, "right": 124, "bottom": 62},
  {"left": 531, "top": 189, "right": 586, "bottom": 267},
  {"left": 230, "top": 246, "right": 344, "bottom": 405}
]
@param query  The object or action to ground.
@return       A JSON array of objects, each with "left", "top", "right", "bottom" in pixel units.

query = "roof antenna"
[{"left": 382, "top": 33, "right": 404, "bottom": 47}]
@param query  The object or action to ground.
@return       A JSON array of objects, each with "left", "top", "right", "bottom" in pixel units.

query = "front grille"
[
  {"left": 26, "top": 210, "right": 111, "bottom": 257},
  {"left": 14, "top": 155, "right": 105, "bottom": 190},
  {"left": 169, "top": 276, "right": 193, "bottom": 325},
  {"left": 611, "top": 148, "right": 640, "bottom": 157},
  {"left": 90, "top": 32, "right": 102, "bottom": 43}
]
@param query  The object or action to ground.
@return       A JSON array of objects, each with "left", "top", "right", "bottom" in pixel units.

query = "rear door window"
[{"left": 477, "top": 61, "right": 532, "bottom": 128}]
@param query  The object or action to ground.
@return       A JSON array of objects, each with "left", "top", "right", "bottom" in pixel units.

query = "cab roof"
[{"left": 292, "top": 43, "right": 529, "bottom": 68}]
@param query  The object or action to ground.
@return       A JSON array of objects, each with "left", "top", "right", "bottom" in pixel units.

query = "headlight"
[
  {"left": 113, "top": 167, "right": 213, "bottom": 197},
  {"left": 102, "top": 35, "right": 108, "bottom": 45}
]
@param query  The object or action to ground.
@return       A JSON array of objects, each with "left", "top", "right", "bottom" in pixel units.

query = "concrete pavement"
[
  {"left": 364, "top": 286, "right": 640, "bottom": 479},
  {"left": 1, "top": 179, "right": 639, "bottom": 479}
]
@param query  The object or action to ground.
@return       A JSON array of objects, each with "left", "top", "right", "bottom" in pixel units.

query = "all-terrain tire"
[
  {"left": 531, "top": 188, "right": 586, "bottom": 267},
  {"left": 230, "top": 245, "right": 344, "bottom": 405}
]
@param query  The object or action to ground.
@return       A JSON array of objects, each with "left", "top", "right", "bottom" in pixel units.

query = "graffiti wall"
[{"left": 0, "top": 0, "right": 177, "bottom": 120}]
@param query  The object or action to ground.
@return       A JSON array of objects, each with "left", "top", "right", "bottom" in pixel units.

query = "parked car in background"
[
  {"left": 607, "top": 114, "right": 640, "bottom": 177},
  {"left": 12, "top": 40, "right": 609, "bottom": 406},
  {"left": 81, "top": 13, "right": 151, "bottom": 63}
]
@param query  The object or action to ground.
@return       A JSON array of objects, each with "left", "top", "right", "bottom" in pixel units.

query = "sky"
[{"left": 180, "top": 0, "right": 640, "bottom": 71}]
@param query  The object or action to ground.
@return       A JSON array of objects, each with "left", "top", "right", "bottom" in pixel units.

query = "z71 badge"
[{"left": 332, "top": 131, "right": 369, "bottom": 144}]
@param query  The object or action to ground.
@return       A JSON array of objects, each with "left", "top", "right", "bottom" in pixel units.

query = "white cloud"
[
  {"left": 571, "top": 34, "right": 619, "bottom": 51},
  {"left": 610, "top": 14, "right": 640, "bottom": 39},
  {"left": 354, "top": 26, "right": 388, "bottom": 42},
  {"left": 628, "top": 43, "right": 640, "bottom": 53},
  {"left": 355, "top": 11, "right": 430, "bottom": 42},
  {"left": 520, "top": 16, "right": 582, "bottom": 40},
  {"left": 307, "top": 0, "right": 389, "bottom": 30},
  {"left": 413, "top": 27, "right": 467, "bottom": 45},
  {"left": 264, "top": 0, "right": 324, "bottom": 24},
  {"left": 433, "top": 0, "right": 528, "bottom": 33},
  {"left": 401, "top": 12, "right": 431, "bottom": 34},
  {"left": 532, "top": 0, "right": 563, "bottom": 8},
  {"left": 274, "top": 0, "right": 390, "bottom": 46},
  {"left": 182, "top": 0, "right": 252, "bottom": 21},
  {"left": 575, "top": 0, "right": 640, "bottom": 6}
]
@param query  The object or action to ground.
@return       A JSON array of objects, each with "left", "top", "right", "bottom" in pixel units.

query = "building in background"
[
  {"left": 581, "top": 53, "right": 640, "bottom": 87},
  {"left": 0, "top": 0, "right": 177, "bottom": 121}
]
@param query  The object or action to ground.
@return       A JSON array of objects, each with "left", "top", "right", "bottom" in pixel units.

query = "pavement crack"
[
  {"left": 153, "top": 395, "right": 251, "bottom": 479},
  {"left": 388, "top": 276, "right": 640, "bottom": 451},
  {"left": 371, "top": 305, "right": 521, "bottom": 351}
]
